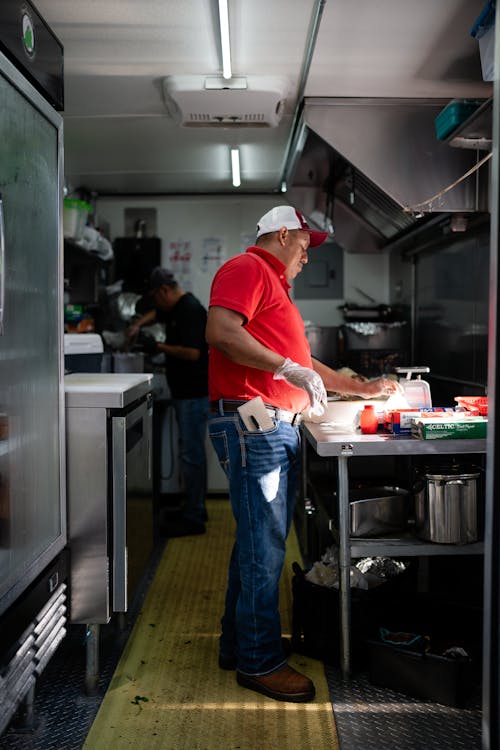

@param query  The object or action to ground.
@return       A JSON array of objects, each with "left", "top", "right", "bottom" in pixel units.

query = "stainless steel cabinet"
[{"left": 65, "top": 373, "right": 153, "bottom": 624}]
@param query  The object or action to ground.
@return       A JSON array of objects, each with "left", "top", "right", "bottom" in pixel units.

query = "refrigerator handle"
[
  {"left": 147, "top": 393, "right": 153, "bottom": 479},
  {"left": 112, "top": 415, "right": 127, "bottom": 612},
  {"left": 0, "top": 193, "right": 5, "bottom": 336}
]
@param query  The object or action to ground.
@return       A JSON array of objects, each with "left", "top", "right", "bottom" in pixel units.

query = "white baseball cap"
[{"left": 256, "top": 205, "right": 329, "bottom": 247}]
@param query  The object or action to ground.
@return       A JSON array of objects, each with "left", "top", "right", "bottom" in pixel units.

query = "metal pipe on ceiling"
[{"left": 279, "top": 0, "right": 326, "bottom": 191}]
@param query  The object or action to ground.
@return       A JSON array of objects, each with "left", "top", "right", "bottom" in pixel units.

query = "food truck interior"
[{"left": 0, "top": 1, "right": 498, "bottom": 749}]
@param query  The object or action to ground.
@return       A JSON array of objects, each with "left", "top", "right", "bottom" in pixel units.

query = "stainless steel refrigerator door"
[
  {"left": 112, "top": 396, "right": 152, "bottom": 612},
  {"left": 0, "top": 51, "right": 65, "bottom": 616}
]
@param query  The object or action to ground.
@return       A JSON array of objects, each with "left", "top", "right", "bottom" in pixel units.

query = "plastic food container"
[
  {"left": 471, "top": 0, "right": 496, "bottom": 82},
  {"left": 454, "top": 396, "right": 488, "bottom": 416},
  {"left": 359, "top": 405, "right": 378, "bottom": 434},
  {"left": 63, "top": 198, "right": 91, "bottom": 240},
  {"left": 434, "top": 99, "right": 482, "bottom": 141}
]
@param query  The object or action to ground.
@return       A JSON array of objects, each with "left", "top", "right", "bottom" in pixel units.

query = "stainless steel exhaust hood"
[{"left": 287, "top": 97, "right": 489, "bottom": 253}]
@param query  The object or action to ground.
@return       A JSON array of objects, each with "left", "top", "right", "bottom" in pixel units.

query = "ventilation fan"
[{"left": 162, "top": 75, "right": 288, "bottom": 128}]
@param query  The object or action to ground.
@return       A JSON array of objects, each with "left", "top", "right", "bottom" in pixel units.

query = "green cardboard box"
[{"left": 411, "top": 417, "right": 487, "bottom": 440}]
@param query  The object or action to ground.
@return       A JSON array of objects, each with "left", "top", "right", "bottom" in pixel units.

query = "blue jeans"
[
  {"left": 208, "top": 410, "right": 301, "bottom": 676},
  {"left": 172, "top": 397, "right": 209, "bottom": 525}
]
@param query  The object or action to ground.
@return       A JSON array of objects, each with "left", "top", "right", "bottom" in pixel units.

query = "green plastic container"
[
  {"left": 63, "top": 198, "right": 91, "bottom": 240},
  {"left": 434, "top": 99, "right": 482, "bottom": 141}
]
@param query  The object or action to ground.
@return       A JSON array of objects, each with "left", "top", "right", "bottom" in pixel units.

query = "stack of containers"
[{"left": 63, "top": 198, "right": 92, "bottom": 241}]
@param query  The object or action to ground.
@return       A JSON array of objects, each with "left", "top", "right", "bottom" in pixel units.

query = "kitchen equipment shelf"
[
  {"left": 445, "top": 97, "right": 492, "bottom": 150},
  {"left": 64, "top": 239, "right": 110, "bottom": 305},
  {"left": 300, "top": 422, "right": 487, "bottom": 677},
  {"left": 323, "top": 501, "right": 484, "bottom": 556},
  {"left": 348, "top": 536, "right": 483, "bottom": 557}
]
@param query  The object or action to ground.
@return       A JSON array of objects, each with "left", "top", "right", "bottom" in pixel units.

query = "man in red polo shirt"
[{"left": 206, "top": 205, "right": 399, "bottom": 703}]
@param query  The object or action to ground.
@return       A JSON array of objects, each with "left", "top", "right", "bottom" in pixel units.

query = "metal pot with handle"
[{"left": 414, "top": 465, "right": 481, "bottom": 544}]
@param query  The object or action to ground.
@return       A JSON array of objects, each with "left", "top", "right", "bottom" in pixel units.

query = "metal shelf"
[
  {"left": 316, "top": 495, "right": 484, "bottom": 557},
  {"left": 301, "top": 422, "right": 486, "bottom": 676},
  {"left": 349, "top": 536, "right": 484, "bottom": 557},
  {"left": 322, "top": 515, "right": 485, "bottom": 557},
  {"left": 446, "top": 97, "right": 492, "bottom": 150}
]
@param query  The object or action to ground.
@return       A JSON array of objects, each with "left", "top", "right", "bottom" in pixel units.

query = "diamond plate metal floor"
[
  {"left": 0, "top": 542, "right": 166, "bottom": 750},
  {"left": 0, "top": 623, "right": 124, "bottom": 750},
  {"left": 325, "top": 666, "right": 482, "bottom": 750},
  {"left": 0, "top": 645, "right": 483, "bottom": 750},
  {"left": 0, "top": 532, "right": 484, "bottom": 750}
]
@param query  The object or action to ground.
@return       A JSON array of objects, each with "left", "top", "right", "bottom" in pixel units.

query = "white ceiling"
[{"left": 34, "top": 0, "right": 492, "bottom": 196}]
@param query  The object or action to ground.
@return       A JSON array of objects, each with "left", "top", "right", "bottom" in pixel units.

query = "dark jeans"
[
  {"left": 172, "top": 396, "right": 209, "bottom": 525},
  {"left": 208, "top": 411, "right": 301, "bottom": 675}
]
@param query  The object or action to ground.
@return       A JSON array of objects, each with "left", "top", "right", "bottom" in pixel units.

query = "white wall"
[
  {"left": 96, "top": 194, "right": 389, "bottom": 493},
  {"left": 96, "top": 195, "right": 389, "bottom": 326},
  {"left": 299, "top": 253, "right": 390, "bottom": 326}
]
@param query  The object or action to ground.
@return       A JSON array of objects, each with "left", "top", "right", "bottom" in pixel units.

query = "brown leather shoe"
[{"left": 236, "top": 664, "right": 315, "bottom": 703}]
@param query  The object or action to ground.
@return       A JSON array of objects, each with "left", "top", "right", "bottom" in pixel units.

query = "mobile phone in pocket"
[{"left": 237, "top": 397, "right": 275, "bottom": 431}]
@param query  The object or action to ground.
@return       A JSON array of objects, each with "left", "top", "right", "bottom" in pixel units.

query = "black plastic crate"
[
  {"left": 367, "top": 639, "right": 478, "bottom": 707},
  {"left": 365, "top": 594, "right": 483, "bottom": 707}
]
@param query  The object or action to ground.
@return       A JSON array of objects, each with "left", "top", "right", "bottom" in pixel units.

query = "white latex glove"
[{"left": 274, "top": 358, "right": 327, "bottom": 416}]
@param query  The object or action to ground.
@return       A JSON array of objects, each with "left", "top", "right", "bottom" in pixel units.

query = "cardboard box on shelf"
[
  {"left": 386, "top": 407, "right": 454, "bottom": 434},
  {"left": 411, "top": 417, "right": 487, "bottom": 440}
]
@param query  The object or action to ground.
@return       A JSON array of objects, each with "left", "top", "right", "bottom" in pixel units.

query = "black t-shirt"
[{"left": 157, "top": 292, "right": 208, "bottom": 399}]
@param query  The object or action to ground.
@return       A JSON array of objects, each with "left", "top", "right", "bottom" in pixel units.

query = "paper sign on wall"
[
  {"left": 201, "top": 237, "right": 225, "bottom": 273},
  {"left": 167, "top": 239, "right": 192, "bottom": 289}
]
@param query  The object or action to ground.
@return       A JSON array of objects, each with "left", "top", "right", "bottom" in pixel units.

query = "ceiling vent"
[{"left": 162, "top": 75, "right": 288, "bottom": 128}]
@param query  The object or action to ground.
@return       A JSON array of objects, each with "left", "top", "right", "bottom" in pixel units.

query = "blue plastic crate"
[{"left": 434, "top": 99, "right": 482, "bottom": 141}]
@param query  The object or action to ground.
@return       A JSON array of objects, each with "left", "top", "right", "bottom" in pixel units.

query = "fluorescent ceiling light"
[
  {"left": 231, "top": 148, "right": 241, "bottom": 187},
  {"left": 218, "top": 0, "right": 232, "bottom": 79}
]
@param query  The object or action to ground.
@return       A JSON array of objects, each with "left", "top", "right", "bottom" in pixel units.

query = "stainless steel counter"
[
  {"left": 300, "top": 421, "right": 487, "bottom": 677},
  {"left": 303, "top": 421, "right": 486, "bottom": 457},
  {"left": 64, "top": 372, "right": 153, "bottom": 408}
]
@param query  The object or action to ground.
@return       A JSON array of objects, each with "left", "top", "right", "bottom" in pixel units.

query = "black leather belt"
[{"left": 209, "top": 399, "right": 302, "bottom": 426}]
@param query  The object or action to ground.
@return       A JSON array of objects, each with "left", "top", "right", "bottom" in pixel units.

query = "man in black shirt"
[{"left": 129, "top": 267, "right": 209, "bottom": 536}]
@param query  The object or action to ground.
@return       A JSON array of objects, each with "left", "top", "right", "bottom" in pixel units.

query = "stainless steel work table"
[{"left": 300, "top": 422, "right": 487, "bottom": 677}]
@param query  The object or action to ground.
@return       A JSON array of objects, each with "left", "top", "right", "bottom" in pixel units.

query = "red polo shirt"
[{"left": 208, "top": 246, "right": 312, "bottom": 412}]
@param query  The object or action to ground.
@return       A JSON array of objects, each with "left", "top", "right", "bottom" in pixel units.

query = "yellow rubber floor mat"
[{"left": 84, "top": 499, "right": 339, "bottom": 750}]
